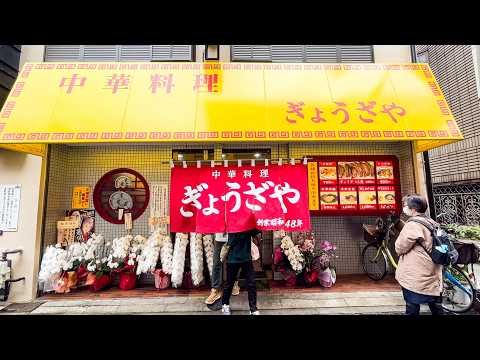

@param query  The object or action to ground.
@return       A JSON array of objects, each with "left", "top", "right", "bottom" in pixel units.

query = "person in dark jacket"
[{"left": 221, "top": 229, "right": 261, "bottom": 315}]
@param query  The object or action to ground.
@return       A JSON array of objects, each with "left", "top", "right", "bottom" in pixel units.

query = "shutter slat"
[
  {"left": 119, "top": 45, "right": 152, "bottom": 61},
  {"left": 45, "top": 45, "right": 81, "bottom": 61},
  {"left": 305, "top": 45, "right": 338, "bottom": 62},
  {"left": 271, "top": 45, "right": 304, "bottom": 62},
  {"left": 83, "top": 45, "right": 118, "bottom": 61},
  {"left": 45, "top": 45, "right": 193, "bottom": 62},
  {"left": 152, "top": 45, "right": 192, "bottom": 61},
  {"left": 340, "top": 45, "right": 373, "bottom": 63},
  {"left": 231, "top": 45, "right": 373, "bottom": 63},
  {"left": 231, "top": 45, "right": 272, "bottom": 61}
]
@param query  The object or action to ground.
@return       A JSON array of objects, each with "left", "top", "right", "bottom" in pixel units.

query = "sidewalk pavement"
[{"left": 2, "top": 290, "right": 417, "bottom": 315}]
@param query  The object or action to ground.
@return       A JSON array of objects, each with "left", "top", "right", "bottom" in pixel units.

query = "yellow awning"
[{"left": 0, "top": 62, "right": 463, "bottom": 152}]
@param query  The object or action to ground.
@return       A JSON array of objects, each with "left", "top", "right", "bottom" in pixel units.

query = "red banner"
[{"left": 170, "top": 164, "right": 311, "bottom": 233}]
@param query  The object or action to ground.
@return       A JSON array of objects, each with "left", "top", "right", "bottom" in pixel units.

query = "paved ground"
[{"left": 0, "top": 290, "right": 437, "bottom": 315}]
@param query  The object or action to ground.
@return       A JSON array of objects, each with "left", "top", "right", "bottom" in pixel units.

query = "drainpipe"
[{"left": 410, "top": 45, "right": 436, "bottom": 220}]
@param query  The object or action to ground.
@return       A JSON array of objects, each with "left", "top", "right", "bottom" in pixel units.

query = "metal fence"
[{"left": 433, "top": 182, "right": 480, "bottom": 225}]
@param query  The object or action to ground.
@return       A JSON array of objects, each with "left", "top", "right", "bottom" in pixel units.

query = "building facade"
[
  {"left": 416, "top": 45, "right": 480, "bottom": 225},
  {"left": 1, "top": 45, "right": 451, "bottom": 303}
]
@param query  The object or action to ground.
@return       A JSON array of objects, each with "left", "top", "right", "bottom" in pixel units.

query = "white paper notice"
[{"left": 0, "top": 184, "right": 21, "bottom": 232}]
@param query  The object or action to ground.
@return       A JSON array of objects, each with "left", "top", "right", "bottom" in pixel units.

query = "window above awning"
[{"left": 0, "top": 62, "right": 463, "bottom": 152}]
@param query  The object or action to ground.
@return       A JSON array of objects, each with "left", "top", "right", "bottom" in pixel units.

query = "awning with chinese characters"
[{"left": 0, "top": 62, "right": 463, "bottom": 152}]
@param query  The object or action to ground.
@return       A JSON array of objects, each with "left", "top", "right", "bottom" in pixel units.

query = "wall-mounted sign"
[
  {"left": 72, "top": 186, "right": 90, "bottom": 209},
  {"left": 308, "top": 156, "right": 401, "bottom": 216},
  {"left": 0, "top": 62, "right": 463, "bottom": 153},
  {"left": 307, "top": 162, "right": 319, "bottom": 211},
  {"left": 93, "top": 168, "right": 149, "bottom": 224},
  {"left": 170, "top": 164, "right": 310, "bottom": 233},
  {"left": 66, "top": 209, "right": 95, "bottom": 242},
  {"left": 0, "top": 184, "right": 21, "bottom": 232}
]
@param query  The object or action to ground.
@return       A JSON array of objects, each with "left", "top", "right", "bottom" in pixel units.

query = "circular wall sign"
[{"left": 93, "top": 168, "right": 150, "bottom": 224}]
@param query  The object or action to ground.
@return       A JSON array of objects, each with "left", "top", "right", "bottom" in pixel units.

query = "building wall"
[
  {"left": 0, "top": 45, "right": 46, "bottom": 303},
  {"left": 44, "top": 141, "right": 415, "bottom": 276},
  {"left": 416, "top": 45, "right": 480, "bottom": 185},
  {"left": 373, "top": 45, "right": 412, "bottom": 63},
  {"left": 0, "top": 149, "right": 44, "bottom": 302}
]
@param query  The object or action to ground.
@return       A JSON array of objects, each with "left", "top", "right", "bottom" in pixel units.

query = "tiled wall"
[{"left": 44, "top": 141, "right": 415, "bottom": 276}]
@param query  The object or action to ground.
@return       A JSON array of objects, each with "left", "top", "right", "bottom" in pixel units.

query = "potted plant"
[
  {"left": 313, "top": 240, "right": 338, "bottom": 288},
  {"left": 89, "top": 258, "right": 113, "bottom": 292}
]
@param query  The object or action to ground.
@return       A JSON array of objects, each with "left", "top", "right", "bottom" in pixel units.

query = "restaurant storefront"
[{"left": 0, "top": 61, "right": 463, "bottom": 299}]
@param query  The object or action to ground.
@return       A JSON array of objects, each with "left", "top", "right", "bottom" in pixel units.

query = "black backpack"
[{"left": 407, "top": 217, "right": 459, "bottom": 266}]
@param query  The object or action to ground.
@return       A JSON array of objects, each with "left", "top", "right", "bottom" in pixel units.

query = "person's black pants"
[
  {"left": 405, "top": 302, "right": 444, "bottom": 315},
  {"left": 222, "top": 261, "right": 257, "bottom": 312},
  {"left": 402, "top": 287, "right": 444, "bottom": 315}
]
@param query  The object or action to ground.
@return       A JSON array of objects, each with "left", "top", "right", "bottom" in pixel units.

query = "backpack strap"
[
  {"left": 406, "top": 218, "right": 434, "bottom": 255},
  {"left": 407, "top": 218, "right": 435, "bottom": 233}
]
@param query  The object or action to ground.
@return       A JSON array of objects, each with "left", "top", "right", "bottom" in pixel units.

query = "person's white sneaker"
[
  {"left": 222, "top": 304, "right": 231, "bottom": 315},
  {"left": 250, "top": 310, "right": 260, "bottom": 315}
]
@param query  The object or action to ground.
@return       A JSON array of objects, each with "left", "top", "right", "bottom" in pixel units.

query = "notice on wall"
[
  {"left": 0, "top": 184, "right": 21, "bottom": 232},
  {"left": 71, "top": 186, "right": 90, "bottom": 209}
]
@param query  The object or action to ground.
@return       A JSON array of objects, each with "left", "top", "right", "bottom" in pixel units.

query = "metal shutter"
[
  {"left": 45, "top": 45, "right": 193, "bottom": 62},
  {"left": 232, "top": 45, "right": 373, "bottom": 63},
  {"left": 45, "top": 45, "right": 82, "bottom": 61},
  {"left": 339, "top": 45, "right": 373, "bottom": 63},
  {"left": 305, "top": 45, "right": 338, "bottom": 62},
  {"left": 170, "top": 45, "right": 193, "bottom": 61},
  {"left": 231, "top": 45, "right": 272, "bottom": 61},
  {"left": 119, "top": 45, "right": 152, "bottom": 61},
  {"left": 271, "top": 45, "right": 305, "bottom": 62},
  {"left": 82, "top": 45, "right": 118, "bottom": 61},
  {"left": 152, "top": 45, "right": 192, "bottom": 61}
]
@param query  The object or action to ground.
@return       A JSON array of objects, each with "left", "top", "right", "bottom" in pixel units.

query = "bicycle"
[{"left": 361, "top": 212, "right": 476, "bottom": 313}]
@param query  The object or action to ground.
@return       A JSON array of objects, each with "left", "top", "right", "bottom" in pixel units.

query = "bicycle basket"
[
  {"left": 363, "top": 224, "right": 381, "bottom": 244},
  {"left": 452, "top": 240, "right": 480, "bottom": 265}
]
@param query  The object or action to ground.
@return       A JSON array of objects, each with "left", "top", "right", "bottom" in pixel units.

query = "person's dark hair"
[{"left": 403, "top": 193, "right": 428, "bottom": 213}]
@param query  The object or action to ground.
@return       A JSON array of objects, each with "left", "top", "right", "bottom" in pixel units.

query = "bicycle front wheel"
[
  {"left": 361, "top": 244, "right": 387, "bottom": 281},
  {"left": 441, "top": 265, "right": 475, "bottom": 314}
]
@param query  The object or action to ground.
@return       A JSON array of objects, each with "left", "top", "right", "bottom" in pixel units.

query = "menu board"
[
  {"left": 377, "top": 185, "right": 397, "bottom": 210},
  {"left": 339, "top": 186, "right": 358, "bottom": 211},
  {"left": 309, "top": 156, "right": 401, "bottom": 216},
  {"left": 320, "top": 186, "right": 339, "bottom": 211}
]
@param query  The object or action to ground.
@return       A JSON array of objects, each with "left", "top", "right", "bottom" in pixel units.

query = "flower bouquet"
[
  {"left": 296, "top": 232, "right": 319, "bottom": 287},
  {"left": 38, "top": 244, "right": 67, "bottom": 293},
  {"left": 108, "top": 234, "right": 146, "bottom": 290},
  {"left": 312, "top": 240, "right": 338, "bottom": 288},
  {"left": 273, "top": 232, "right": 305, "bottom": 287},
  {"left": 89, "top": 258, "right": 113, "bottom": 292},
  {"left": 82, "top": 234, "right": 114, "bottom": 292}
]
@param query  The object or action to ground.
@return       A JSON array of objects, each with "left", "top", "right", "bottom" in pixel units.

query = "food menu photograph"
[{"left": 310, "top": 156, "right": 401, "bottom": 215}]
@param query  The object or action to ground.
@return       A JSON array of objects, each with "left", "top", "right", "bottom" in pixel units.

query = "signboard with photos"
[{"left": 307, "top": 155, "right": 401, "bottom": 216}]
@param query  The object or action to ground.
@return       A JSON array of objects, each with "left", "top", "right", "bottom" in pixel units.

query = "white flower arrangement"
[
  {"left": 84, "top": 234, "right": 104, "bottom": 262},
  {"left": 136, "top": 230, "right": 162, "bottom": 275},
  {"left": 202, "top": 234, "right": 214, "bottom": 278},
  {"left": 171, "top": 233, "right": 189, "bottom": 288},
  {"left": 111, "top": 235, "right": 133, "bottom": 260},
  {"left": 190, "top": 233, "right": 204, "bottom": 286},
  {"left": 280, "top": 235, "right": 304, "bottom": 273},
  {"left": 160, "top": 234, "right": 174, "bottom": 274},
  {"left": 38, "top": 245, "right": 66, "bottom": 290}
]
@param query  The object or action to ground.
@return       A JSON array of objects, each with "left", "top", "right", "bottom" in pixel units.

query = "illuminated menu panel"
[
  {"left": 320, "top": 186, "right": 339, "bottom": 211},
  {"left": 309, "top": 156, "right": 401, "bottom": 215}
]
